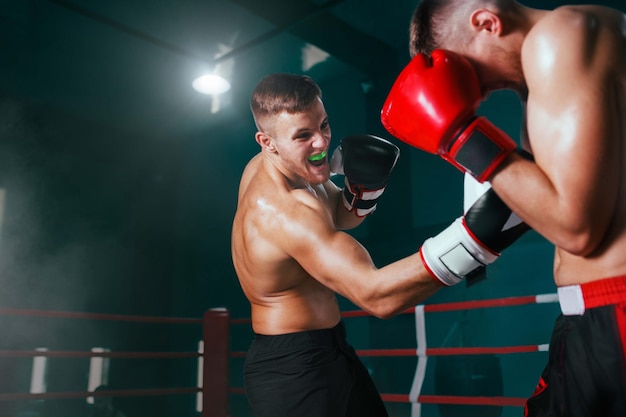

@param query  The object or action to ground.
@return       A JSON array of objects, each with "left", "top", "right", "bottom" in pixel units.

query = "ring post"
[{"left": 202, "top": 308, "right": 230, "bottom": 417}]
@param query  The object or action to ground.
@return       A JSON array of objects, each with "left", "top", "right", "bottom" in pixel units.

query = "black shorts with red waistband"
[
  {"left": 243, "top": 321, "right": 388, "bottom": 417},
  {"left": 525, "top": 275, "right": 626, "bottom": 417}
]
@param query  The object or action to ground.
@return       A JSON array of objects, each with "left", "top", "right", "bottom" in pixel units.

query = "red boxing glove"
[{"left": 381, "top": 49, "right": 516, "bottom": 182}]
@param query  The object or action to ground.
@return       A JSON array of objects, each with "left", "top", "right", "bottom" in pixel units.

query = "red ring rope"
[
  {"left": 354, "top": 344, "right": 548, "bottom": 357},
  {"left": 0, "top": 387, "right": 201, "bottom": 401},
  {"left": 378, "top": 393, "right": 528, "bottom": 407},
  {"left": 340, "top": 293, "right": 558, "bottom": 317},
  {"left": 0, "top": 349, "right": 201, "bottom": 359},
  {"left": 0, "top": 307, "right": 202, "bottom": 324}
]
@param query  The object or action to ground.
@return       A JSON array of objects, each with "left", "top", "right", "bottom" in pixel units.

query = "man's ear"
[
  {"left": 470, "top": 9, "right": 503, "bottom": 36},
  {"left": 255, "top": 131, "right": 276, "bottom": 152}
]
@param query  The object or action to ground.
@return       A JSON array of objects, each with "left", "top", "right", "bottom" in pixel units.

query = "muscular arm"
[
  {"left": 279, "top": 191, "right": 440, "bottom": 319},
  {"left": 491, "top": 8, "right": 622, "bottom": 256}
]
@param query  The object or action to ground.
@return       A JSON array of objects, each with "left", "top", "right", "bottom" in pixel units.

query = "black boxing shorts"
[
  {"left": 243, "top": 321, "right": 388, "bottom": 417},
  {"left": 524, "top": 274, "right": 626, "bottom": 417}
]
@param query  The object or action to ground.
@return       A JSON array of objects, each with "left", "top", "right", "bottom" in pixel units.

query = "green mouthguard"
[{"left": 308, "top": 150, "right": 327, "bottom": 162}]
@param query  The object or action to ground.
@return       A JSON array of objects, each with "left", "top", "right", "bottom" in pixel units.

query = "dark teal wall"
[{"left": 0, "top": 90, "right": 200, "bottom": 417}]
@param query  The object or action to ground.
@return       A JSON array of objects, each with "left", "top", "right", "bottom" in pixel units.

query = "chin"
[
  {"left": 310, "top": 175, "right": 330, "bottom": 185},
  {"left": 309, "top": 171, "right": 331, "bottom": 185}
]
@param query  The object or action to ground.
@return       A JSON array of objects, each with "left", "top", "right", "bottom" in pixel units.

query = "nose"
[{"left": 312, "top": 131, "right": 330, "bottom": 149}]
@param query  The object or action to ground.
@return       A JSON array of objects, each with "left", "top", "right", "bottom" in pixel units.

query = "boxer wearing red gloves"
[{"left": 385, "top": 1, "right": 626, "bottom": 415}]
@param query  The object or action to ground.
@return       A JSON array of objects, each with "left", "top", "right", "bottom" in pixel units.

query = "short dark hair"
[
  {"left": 250, "top": 73, "right": 322, "bottom": 125},
  {"left": 410, "top": 0, "right": 453, "bottom": 57}
]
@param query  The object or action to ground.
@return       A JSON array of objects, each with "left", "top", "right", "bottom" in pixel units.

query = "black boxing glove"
[
  {"left": 420, "top": 173, "right": 531, "bottom": 286},
  {"left": 330, "top": 134, "right": 400, "bottom": 216},
  {"left": 463, "top": 173, "right": 531, "bottom": 253}
]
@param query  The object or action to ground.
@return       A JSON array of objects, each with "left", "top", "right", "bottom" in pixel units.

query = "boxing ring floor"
[{"left": 0, "top": 289, "right": 561, "bottom": 417}]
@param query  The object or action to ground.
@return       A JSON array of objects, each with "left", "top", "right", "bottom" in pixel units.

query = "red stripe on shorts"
[{"left": 580, "top": 274, "right": 626, "bottom": 309}]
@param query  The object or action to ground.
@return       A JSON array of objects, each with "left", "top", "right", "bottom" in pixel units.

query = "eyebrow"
[
  {"left": 292, "top": 127, "right": 311, "bottom": 136},
  {"left": 292, "top": 117, "right": 328, "bottom": 136}
]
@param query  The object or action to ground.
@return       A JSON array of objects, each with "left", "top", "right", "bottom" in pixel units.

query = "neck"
[{"left": 516, "top": 5, "right": 549, "bottom": 37}]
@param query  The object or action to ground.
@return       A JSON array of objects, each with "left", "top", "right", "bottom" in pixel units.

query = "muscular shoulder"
[
  {"left": 523, "top": 6, "right": 625, "bottom": 78},
  {"left": 239, "top": 177, "right": 332, "bottom": 250},
  {"left": 523, "top": 7, "right": 590, "bottom": 67}
]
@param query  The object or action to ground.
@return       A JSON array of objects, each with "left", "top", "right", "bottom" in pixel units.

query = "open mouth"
[{"left": 307, "top": 150, "right": 327, "bottom": 167}]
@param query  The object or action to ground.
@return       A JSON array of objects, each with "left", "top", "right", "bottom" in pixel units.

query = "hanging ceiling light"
[{"left": 192, "top": 74, "right": 231, "bottom": 95}]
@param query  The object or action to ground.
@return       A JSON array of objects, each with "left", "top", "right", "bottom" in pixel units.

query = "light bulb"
[{"left": 192, "top": 74, "right": 231, "bottom": 95}]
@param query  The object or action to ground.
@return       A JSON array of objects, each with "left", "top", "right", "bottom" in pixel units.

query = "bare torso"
[
  {"left": 231, "top": 154, "right": 342, "bottom": 335},
  {"left": 522, "top": 5, "right": 626, "bottom": 286}
]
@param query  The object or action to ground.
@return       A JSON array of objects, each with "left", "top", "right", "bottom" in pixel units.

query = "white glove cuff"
[
  {"left": 342, "top": 178, "right": 385, "bottom": 217},
  {"left": 341, "top": 196, "right": 377, "bottom": 217},
  {"left": 421, "top": 217, "right": 499, "bottom": 286}
]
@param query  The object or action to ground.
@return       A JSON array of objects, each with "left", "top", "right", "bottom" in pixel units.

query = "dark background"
[{"left": 0, "top": 1, "right": 623, "bottom": 416}]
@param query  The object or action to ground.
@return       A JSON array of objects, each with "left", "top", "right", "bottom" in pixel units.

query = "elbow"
[
  {"left": 558, "top": 238, "right": 591, "bottom": 256},
  {"left": 349, "top": 284, "right": 393, "bottom": 319},
  {"left": 555, "top": 227, "right": 604, "bottom": 257},
  {"left": 369, "top": 308, "right": 395, "bottom": 320},
  {"left": 367, "top": 309, "right": 395, "bottom": 320},
  {"left": 550, "top": 207, "right": 608, "bottom": 256},
  {"left": 360, "top": 297, "right": 402, "bottom": 320},
  {"left": 351, "top": 278, "right": 421, "bottom": 319}
]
